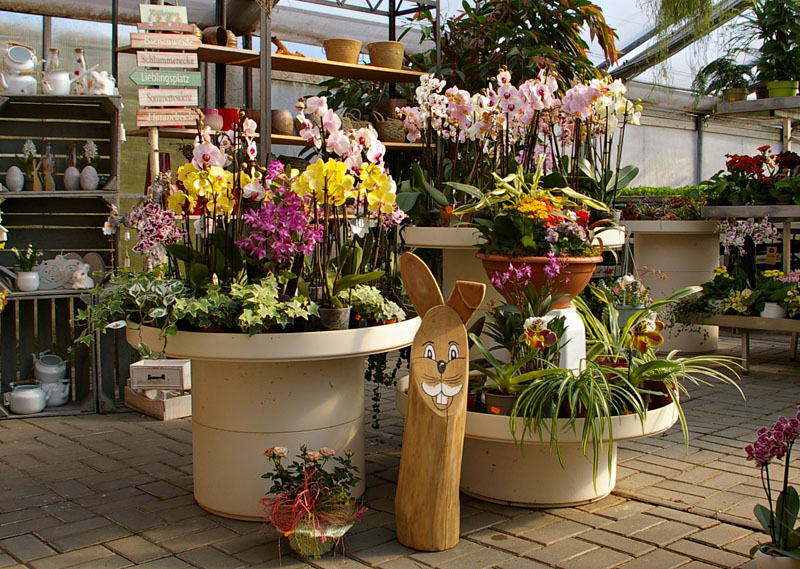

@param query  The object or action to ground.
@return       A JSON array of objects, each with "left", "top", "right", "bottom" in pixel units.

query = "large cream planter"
[
  {"left": 396, "top": 376, "right": 678, "bottom": 507},
  {"left": 127, "top": 318, "right": 420, "bottom": 521},
  {"left": 622, "top": 221, "right": 719, "bottom": 353}
]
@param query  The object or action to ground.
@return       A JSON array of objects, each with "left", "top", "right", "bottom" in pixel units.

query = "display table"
[{"left": 127, "top": 318, "right": 420, "bottom": 520}]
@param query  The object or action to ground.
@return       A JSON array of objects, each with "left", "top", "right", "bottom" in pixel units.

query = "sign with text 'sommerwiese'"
[{"left": 139, "top": 4, "right": 188, "bottom": 25}]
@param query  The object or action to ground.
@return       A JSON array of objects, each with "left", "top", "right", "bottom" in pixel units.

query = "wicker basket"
[
  {"left": 341, "top": 110, "right": 370, "bottom": 131},
  {"left": 322, "top": 38, "right": 362, "bottom": 64},
  {"left": 367, "top": 41, "right": 404, "bottom": 69},
  {"left": 371, "top": 111, "right": 406, "bottom": 142}
]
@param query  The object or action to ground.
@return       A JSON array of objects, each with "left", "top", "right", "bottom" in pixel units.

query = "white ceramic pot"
[
  {"left": 16, "top": 270, "right": 39, "bottom": 292},
  {"left": 755, "top": 548, "right": 800, "bottom": 569},
  {"left": 9, "top": 383, "right": 46, "bottom": 414},
  {"left": 5, "top": 165, "right": 23, "bottom": 191},
  {"left": 760, "top": 302, "right": 787, "bottom": 319},
  {"left": 34, "top": 353, "right": 68, "bottom": 383},
  {"left": 42, "top": 381, "right": 70, "bottom": 407}
]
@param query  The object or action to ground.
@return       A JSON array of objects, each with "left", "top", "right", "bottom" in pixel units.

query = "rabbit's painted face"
[{"left": 412, "top": 307, "right": 468, "bottom": 411}]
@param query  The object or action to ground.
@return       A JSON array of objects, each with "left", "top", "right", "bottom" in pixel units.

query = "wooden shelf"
[
  {"left": 702, "top": 205, "right": 800, "bottom": 219},
  {"left": 118, "top": 44, "right": 424, "bottom": 83},
  {"left": 127, "top": 128, "right": 424, "bottom": 150},
  {"left": 715, "top": 96, "right": 800, "bottom": 120},
  {"left": 1, "top": 191, "right": 118, "bottom": 199}
]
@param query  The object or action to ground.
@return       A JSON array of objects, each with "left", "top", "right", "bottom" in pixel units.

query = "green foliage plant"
[
  {"left": 692, "top": 57, "right": 755, "bottom": 99},
  {"left": 171, "top": 284, "right": 240, "bottom": 330},
  {"left": 230, "top": 274, "right": 318, "bottom": 335}
]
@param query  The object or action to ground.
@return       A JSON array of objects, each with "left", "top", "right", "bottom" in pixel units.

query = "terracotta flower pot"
[{"left": 476, "top": 253, "right": 603, "bottom": 309}]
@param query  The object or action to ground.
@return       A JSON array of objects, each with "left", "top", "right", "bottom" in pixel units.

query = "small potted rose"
[{"left": 260, "top": 445, "right": 365, "bottom": 559}]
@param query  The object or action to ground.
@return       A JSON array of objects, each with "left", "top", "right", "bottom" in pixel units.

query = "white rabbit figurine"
[
  {"left": 87, "top": 70, "right": 116, "bottom": 95},
  {"left": 70, "top": 263, "right": 94, "bottom": 290}
]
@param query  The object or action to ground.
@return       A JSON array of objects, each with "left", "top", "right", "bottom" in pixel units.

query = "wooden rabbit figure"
[{"left": 395, "top": 252, "right": 485, "bottom": 551}]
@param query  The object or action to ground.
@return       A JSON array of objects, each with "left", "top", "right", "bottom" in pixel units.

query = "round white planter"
[
  {"left": 396, "top": 376, "right": 678, "bottom": 507},
  {"left": 128, "top": 318, "right": 420, "bottom": 521},
  {"left": 622, "top": 220, "right": 719, "bottom": 353},
  {"left": 16, "top": 270, "right": 40, "bottom": 292},
  {"left": 755, "top": 548, "right": 800, "bottom": 569},
  {"left": 760, "top": 302, "right": 787, "bottom": 319}
]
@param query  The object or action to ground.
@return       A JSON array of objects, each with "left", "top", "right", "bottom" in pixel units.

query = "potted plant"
[
  {"left": 451, "top": 156, "right": 610, "bottom": 308},
  {"left": 593, "top": 269, "right": 664, "bottom": 327},
  {"left": 346, "top": 284, "right": 406, "bottom": 326},
  {"left": 750, "top": 0, "right": 800, "bottom": 97},
  {"left": 12, "top": 244, "right": 42, "bottom": 292},
  {"left": 750, "top": 270, "right": 797, "bottom": 318},
  {"left": 692, "top": 57, "right": 755, "bottom": 102},
  {"left": 75, "top": 110, "right": 420, "bottom": 521},
  {"left": 260, "top": 445, "right": 366, "bottom": 559},
  {"left": 14, "top": 139, "right": 39, "bottom": 191},
  {"left": 745, "top": 409, "right": 800, "bottom": 567}
]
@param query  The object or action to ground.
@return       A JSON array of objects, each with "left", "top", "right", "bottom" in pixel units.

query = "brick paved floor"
[{"left": 0, "top": 331, "right": 798, "bottom": 569}]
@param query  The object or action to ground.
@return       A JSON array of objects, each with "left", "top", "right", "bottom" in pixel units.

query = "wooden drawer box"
[{"left": 129, "top": 360, "right": 191, "bottom": 390}]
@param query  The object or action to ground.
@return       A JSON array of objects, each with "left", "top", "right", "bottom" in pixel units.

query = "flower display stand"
[
  {"left": 396, "top": 374, "right": 678, "bottom": 506},
  {"left": 127, "top": 318, "right": 420, "bottom": 520},
  {"left": 622, "top": 220, "right": 720, "bottom": 353}
]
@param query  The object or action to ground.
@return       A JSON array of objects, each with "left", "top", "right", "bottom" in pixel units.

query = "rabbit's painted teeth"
[{"left": 421, "top": 380, "right": 463, "bottom": 409}]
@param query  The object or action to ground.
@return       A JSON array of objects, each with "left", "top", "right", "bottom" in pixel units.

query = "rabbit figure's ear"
[
  {"left": 401, "top": 252, "right": 444, "bottom": 318},
  {"left": 446, "top": 281, "right": 486, "bottom": 324}
]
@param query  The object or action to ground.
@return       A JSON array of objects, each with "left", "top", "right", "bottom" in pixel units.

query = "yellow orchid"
[
  {"left": 631, "top": 318, "right": 665, "bottom": 354},
  {"left": 361, "top": 165, "right": 396, "bottom": 214}
]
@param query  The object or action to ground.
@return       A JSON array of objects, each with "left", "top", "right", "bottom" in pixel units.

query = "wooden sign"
[
  {"left": 137, "top": 51, "right": 198, "bottom": 69},
  {"left": 130, "top": 69, "right": 202, "bottom": 88},
  {"left": 137, "top": 21, "right": 195, "bottom": 33},
  {"left": 136, "top": 108, "right": 200, "bottom": 127},
  {"left": 766, "top": 245, "right": 779, "bottom": 265},
  {"left": 138, "top": 88, "right": 198, "bottom": 107},
  {"left": 130, "top": 33, "right": 200, "bottom": 51},
  {"left": 139, "top": 4, "right": 188, "bottom": 24}
]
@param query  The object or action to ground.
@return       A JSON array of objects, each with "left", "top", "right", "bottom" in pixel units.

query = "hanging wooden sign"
[
  {"left": 138, "top": 88, "right": 198, "bottom": 107},
  {"left": 136, "top": 108, "right": 200, "bottom": 127},
  {"left": 130, "top": 69, "right": 202, "bottom": 88},
  {"left": 137, "top": 21, "right": 195, "bottom": 33},
  {"left": 136, "top": 51, "right": 198, "bottom": 69},
  {"left": 130, "top": 33, "right": 200, "bottom": 51},
  {"left": 139, "top": 4, "right": 188, "bottom": 25},
  {"left": 766, "top": 246, "right": 779, "bottom": 265}
]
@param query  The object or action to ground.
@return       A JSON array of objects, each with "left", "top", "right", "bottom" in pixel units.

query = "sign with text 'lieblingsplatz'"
[{"left": 130, "top": 69, "right": 202, "bottom": 88}]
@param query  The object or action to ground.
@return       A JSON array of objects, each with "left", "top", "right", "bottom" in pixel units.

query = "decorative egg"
[
  {"left": 80, "top": 165, "right": 99, "bottom": 191},
  {"left": 63, "top": 166, "right": 81, "bottom": 191},
  {"left": 5, "top": 165, "right": 23, "bottom": 191}
]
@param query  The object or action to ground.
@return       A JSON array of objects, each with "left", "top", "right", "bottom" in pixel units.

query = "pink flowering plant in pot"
[
  {"left": 746, "top": 408, "right": 800, "bottom": 561},
  {"left": 260, "top": 445, "right": 366, "bottom": 558}
]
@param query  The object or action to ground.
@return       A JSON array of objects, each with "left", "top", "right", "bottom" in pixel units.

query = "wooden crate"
[
  {"left": 124, "top": 384, "right": 192, "bottom": 421},
  {"left": 0, "top": 291, "right": 95, "bottom": 417},
  {"left": 0, "top": 95, "right": 121, "bottom": 192},
  {"left": 130, "top": 359, "right": 191, "bottom": 390}
]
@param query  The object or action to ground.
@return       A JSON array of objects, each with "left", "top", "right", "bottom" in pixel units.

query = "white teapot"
[{"left": 3, "top": 42, "right": 37, "bottom": 74}]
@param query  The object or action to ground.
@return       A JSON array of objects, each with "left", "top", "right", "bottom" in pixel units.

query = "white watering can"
[
  {"left": 0, "top": 69, "right": 37, "bottom": 94},
  {"left": 42, "top": 64, "right": 97, "bottom": 96}
]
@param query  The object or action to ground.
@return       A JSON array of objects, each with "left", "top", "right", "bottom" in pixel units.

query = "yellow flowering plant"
[{"left": 294, "top": 96, "right": 406, "bottom": 308}]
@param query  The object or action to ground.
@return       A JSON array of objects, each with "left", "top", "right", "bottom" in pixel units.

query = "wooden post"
[
  {"left": 148, "top": 126, "right": 159, "bottom": 187},
  {"left": 395, "top": 253, "right": 484, "bottom": 551}
]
